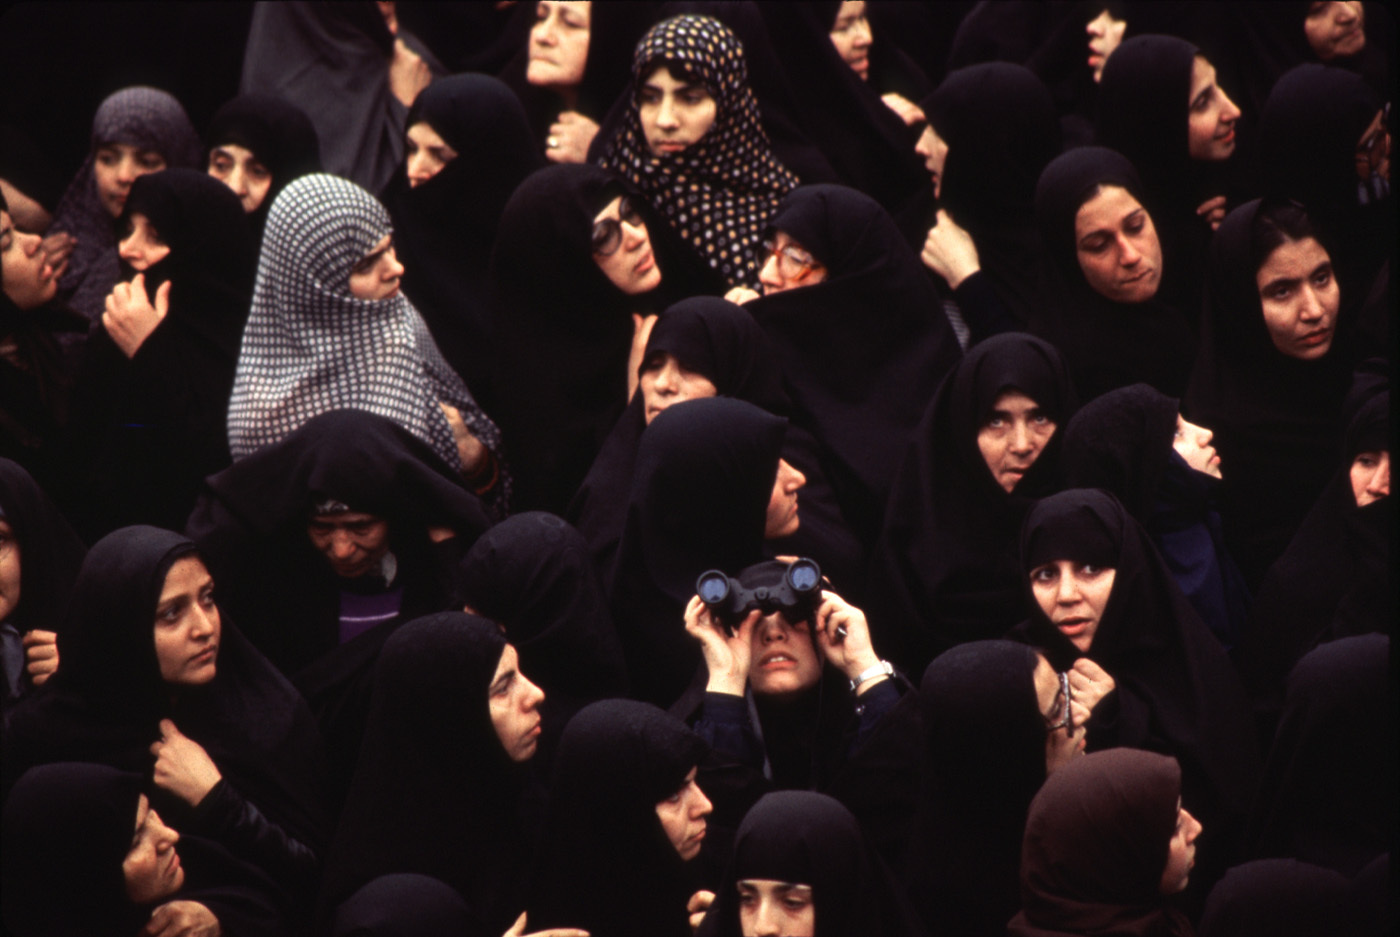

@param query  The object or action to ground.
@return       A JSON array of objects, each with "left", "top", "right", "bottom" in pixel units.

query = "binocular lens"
[
  {"left": 788, "top": 559, "right": 820, "bottom": 592},
  {"left": 697, "top": 571, "right": 730, "bottom": 604}
]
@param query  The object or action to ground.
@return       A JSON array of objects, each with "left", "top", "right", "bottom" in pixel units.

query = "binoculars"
[{"left": 695, "top": 558, "right": 823, "bottom": 632}]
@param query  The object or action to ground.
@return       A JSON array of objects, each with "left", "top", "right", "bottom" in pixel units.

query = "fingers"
[
  {"left": 505, "top": 911, "right": 528, "bottom": 937},
  {"left": 687, "top": 890, "right": 715, "bottom": 913},
  {"left": 21, "top": 629, "right": 57, "bottom": 649},
  {"left": 154, "top": 280, "right": 172, "bottom": 317}
]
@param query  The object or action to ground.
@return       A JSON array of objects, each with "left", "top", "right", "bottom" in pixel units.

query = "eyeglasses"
[
  {"left": 1045, "top": 671, "right": 1073, "bottom": 733},
  {"left": 761, "top": 238, "right": 821, "bottom": 282},
  {"left": 592, "top": 197, "right": 645, "bottom": 256}
]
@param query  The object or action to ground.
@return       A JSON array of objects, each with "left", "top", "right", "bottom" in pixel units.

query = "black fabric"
[
  {"left": 527, "top": 698, "right": 708, "bottom": 937},
  {"left": 454, "top": 512, "right": 629, "bottom": 756},
  {"left": 746, "top": 184, "right": 960, "bottom": 548},
  {"left": 922, "top": 62, "right": 1063, "bottom": 327},
  {"left": 1010, "top": 490, "right": 1261, "bottom": 895},
  {"left": 330, "top": 873, "right": 474, "bottom": 937},
  {"left": 204, "top": 92, "right": 323, "bottom": 240},
  {"left": 65, "top": 167, "right": 255, "bottom": 538},
  {"left": 1198, "top": 859, "right": 1357, "bottom": 937},
  {"left": 869, "top": 333, "right": 1076, "bottom": 675},
  {"left": 608, "top": 397, "right": 785, "bottom": 707},
  {"left": 700, "top": 790, "right": 924, "bottom": 937},
  {"left": 904, "top": 641, "right": 1047, "bottom": 937},
  {"left": 320, "top": 614, "right": 529, "bottom": 935},
  {"left": 381, "top": 74, "right": 542, "bottom": 395},
  {"left": 1184, "top": 199, "right": 1358, "bottom": 589},
  {"left": 1032, "top": 146, "right": 1197, "bottom": 402},
  {"left": 1247, "top": 634, "right": 1394, "bottom": 878}
]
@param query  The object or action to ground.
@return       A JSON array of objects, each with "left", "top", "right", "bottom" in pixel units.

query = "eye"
[
  {"left": 681, "top": 90, "right": 708, "bottom": 106},
  {"left": 984, "top": 416, "right": 1006, "bottom": 429},
  {"left": 1311, "top": 266, "right": 1333, "bottom": 288},
  {"left": 158, "top": 606, "right": 181, "bottom": 623},
  {"left": 1030, "top": 566, "right": 1057, "bottom": 583},
  {"left": 1080, "top": 564, "right": 1105, "bottom": 576},
  {"left": 1079, "top": 235, "right": 1109, "bottom": 254},
  {"left": 199, "top": 586, "right": 216, "bottom": 608},
  {"left": 97, "top": 149, "right": 120, "bottom": 166},
  {"left": 1265, "top": 284, "right": 1293, "bottom": 301},
  {"left": 138, "top": 153, "right": 165, "bottom": 171},
  {"left": 638, "top": 89, "right": 661, "bottom": 106}
]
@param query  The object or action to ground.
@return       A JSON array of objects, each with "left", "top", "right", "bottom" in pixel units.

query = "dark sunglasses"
[{"left": 592, "top": 196, "right": 645, "bottom": 256}]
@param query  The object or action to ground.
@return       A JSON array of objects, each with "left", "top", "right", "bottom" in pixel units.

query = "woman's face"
[
  {"left": 1305, "top": 1, "right": 1365, "bottom": 61},
  {"left": 829, "top": 1, "right": 872, "bottom": 81},
  {"left": 488, "top": 643, "right": 546, "bottom": 762},
  {"left": 655, "top": 767, "right": 712, "bottom": 860},
  {"left": 639, "top": 352, "right": 718, "bottom": 425},
  {"left": 117, "top": 213, "right": 170, "bottom": 272},
  {"left": 405, "top": 122, "right": 459, "bottom": 189},
  {"left": 1074, "top": 185, "right": 1163, "bottom": 303},
  {"left": 207, "top": 143, "right": 272, "bottom": 213},
  {"left": 527, "top": 0, "right": 591, "bottom": 88},
  {"left": 977, "top": 390, "right": 1056, "bottom": 493},
  {"left": 638, "top": 66, "right": 718, "bottom": 158},
  {"left": 1, "top": 209, "right": 58, "bottom": 310},
  {"left": 758, "top": 232, "right": 827, "bottom": 296},
  {"left": 1254, "top": 236, "right": 1339, "bottom": 360},
  {"left": 738, "top": 879, "right": 816, "bottom": 937},
  {"left": 1186, "top": 56, "right": 1241, "bottom": 161},
  {"left": 1034, "top": 654, "right": 1086, "bottom": 773},
  {"left": 591, "top": 195, "right": 661, "bottom": 295},
  {"left": 1355, "top": 108, "right": 1391, "bottom": 183},
  {"left": 1028, "top": 560, "right": 1117, "bottom": 652},
  {"left": 913, "top": 122, "right": 948, "bottom": 198},
  {"left": 348, "top": 234, "right": 405, "bottom": 300},
  {"left": 123, "top": 794, "right": 184, "bottom": 903},
  {"left": 306, "top": 511, "right": 392, "bottom": 578},
  {"left": 1173, "top": 414, "right": 1222, "bottom": 478},
  {"left": 1350, "top": 450, "right": 1390, "bottom": 506},
  {"left": 765, "top": 458, "right": 806, "bottom": 539},
  {"left": 0, "top": 519, "right": 19, "bottom": 622},
  {"left": 93, "top": 143, "right": 166, "bottom": 218},
  {"left": 748, "top": 611, "right": 823, "bottom": 698},
  {"left": 153, "top": 557, "right": 220, "bottom": 687},
  {"left": 1158, "top": 799, "right": 1202, "bottom": 895}
]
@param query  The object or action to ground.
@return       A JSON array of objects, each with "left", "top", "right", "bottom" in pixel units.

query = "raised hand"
[{"left": 103, "top": 273, "right": 170, "bottom": 358}]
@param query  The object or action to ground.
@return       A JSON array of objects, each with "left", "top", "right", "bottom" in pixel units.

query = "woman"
[
  {"left": 1013, "top": 489, "right": 1260, "bottom": 895},
  {"left": 226, "top": 172, "right": 508, "bottom": 515},
  {"left": 1185, "top": 198, "right": 1357, "bottom": 588},
  {"left": 744, "top": 183, "right": 961, "bottom": 547},
  {"left": 1198, "top": 859, "right": 1360, "bottom": 937},
  {"left": 204, "top": 92, "right": 322, "bottom": 237},
  {"left": 3, "top": 526, "right": 330, "bottom": 909},
  {"left": 822, "top": 1, "right": 930, "bottom": 118},
  {"left": 599, "top": 13, "right": 799, "bottom": 289},
  {"left": 381, "top": 74, "right": 541, "bottom": 393},
  {"left": 49, "top": 86, "right": 202, "bottom": 321},
  {"left": 66, "top": 167, "right": 254, "bottom": 537},
  {"left": 1032, "top": 146, "right": 1197, "bottom": 402},
  {"left": 320, "top": 613, "right": 546, "bottom": 931},
  {"left": 699, "top": 790, "right": 922, "bottom": 937},
  {"left": 869, "top": 333, "right": 1076, "bottom": 675},
  {"left": 1009, "top": 749, "right": 1202, "bottom": 937},
  {"left": 903, "top": 641, "right": 1087, "bottom": 937},
  {"left": 1062, "top": 383, "right": 1251, "bottom": 649},
  {"left": 2, "top": 762, "right": 292, "bottom": 936},
  {"left": 528, "top": 698, "right": 713, "bottom": 937}
]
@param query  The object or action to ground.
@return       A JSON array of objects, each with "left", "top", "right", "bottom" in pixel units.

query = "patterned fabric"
[
  {"left": 599, "top": 14, "right": 798, "bottom": 289},
  {"left": 227, "top": 173, "right": 509, "bottom": 511}
]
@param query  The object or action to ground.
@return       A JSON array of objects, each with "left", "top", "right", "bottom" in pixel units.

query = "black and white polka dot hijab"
[
  {"left": 227, "top": 173, "right": 507, "bottom": 508},
  {"left": 600, "top": 14, "right": 798, "bottom": 289}
]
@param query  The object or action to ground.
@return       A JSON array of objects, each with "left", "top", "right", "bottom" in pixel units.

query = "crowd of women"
[{"left": 0, "top": 1, "right": 1393, "bottom": 935}]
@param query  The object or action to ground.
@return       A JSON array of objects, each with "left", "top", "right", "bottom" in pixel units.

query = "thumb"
[
  {"left": 155, "top": 280, "right": 172, "bottom": 317},
  {"left": 159, "top": 718, "right": 180, "bottom": 740},
  {"left": 505, "top": 911, "right": 527, "bottom": 937}
]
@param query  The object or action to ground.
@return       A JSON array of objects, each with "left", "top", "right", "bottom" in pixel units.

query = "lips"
[
  {"left": 1299, "top": 327, "right": 1332, "bottom": 347},
  {"left": 759, "top": 652, "right": 798, "bottom": 669},
  {"left": 190, "top": 645, "right": 217, "bottom": 666},
  {"left": 1055, "top": 617, "right": 1091, "bottom": 637},
  {"left": 654, "top": 141, "right": 690, "bottom": 155},
  {"left": 634, "top": 250, "right": 655, "bottom": 276}
]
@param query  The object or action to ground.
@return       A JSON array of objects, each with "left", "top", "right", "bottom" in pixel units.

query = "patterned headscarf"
[
  {"left": 226, "top": 173, "right": 508, "bottom": 511},
  {"left": 600, "top": 14, "right": 798, "bottom": 289}
]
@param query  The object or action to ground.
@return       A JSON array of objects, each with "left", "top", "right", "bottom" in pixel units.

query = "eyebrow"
[
  {"left": 157, "top": 595, "right": 192, "bottom": 618},
  {"left": 490, "top": 670, "right": 516, "bottom": 694}
]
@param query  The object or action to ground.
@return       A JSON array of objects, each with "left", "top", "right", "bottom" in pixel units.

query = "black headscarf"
[
  {"left": 904, "top": 641, "right": 1048, "bottom": 937},
  {"left": 1198, "top": 859, "right": 1357, "bottom": 937},
  {"left": 922, "top": 62, "right": 1063, "bottom": 327},
  {"left": 381, "top": 74, "right": 542, "bottom": 394},
  {"left": 329, "top": 873, "right": 474, "bottom": 937},
  {"left": 1012, "top": 490, "right": 1260, "bottom": 891},
  {"left": 528, "top": 699, "right": 708, "bottom": 937},
  {"left": 1009, "top": 749, "right": 1193, "bottom": 937},
  {"left": 701, "top": 790, "right": 924, "bottom": 937},
  {"left": 204, "top": 92, "right": 323, "bottom": 240},
  {"left": 320, "top": 613, "right": 530, "bottom": 932},
  {"left": 1032, "top": 146, "right": 1198, "bottom": 402},
  {"left": 608, "top": 397, "right": 785, "bottom": 706},
  {"left": 869, "top": 333, "right": 1076, "bottom": 674},
  {"left": 1184, "top": 198, "right": 1357, "bottom": 588},
  {"left": 746, "top": 184, "right": 961, "bottom": 546}
]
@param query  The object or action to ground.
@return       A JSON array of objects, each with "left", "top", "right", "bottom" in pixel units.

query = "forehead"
[
  {"left": 593, "top": 195, "right": 624, "bottom": 223},
  {"left": 133, "top": 793, "right": 150, "bottom": 830},
  {"left": 1257, "top": 236, "right": 1329, "bottom": 277},
  {"left": 990, "top": 389, "right": 1041, "bottom": 412},
  {"left": 1189, "top": 55, "right": 1215, "bottom": 96},
  {"left": 310, "top": 511, "right": 381, "bottom": 526},
  {"left": 406, "top": 122, "right": 448, "bottom": 147},
  {"left": 1075, "top": 185, "right": 1142, "bottom": 232},
  {"left": 643, "top": 66, "right": 699, "bottom": 92}
]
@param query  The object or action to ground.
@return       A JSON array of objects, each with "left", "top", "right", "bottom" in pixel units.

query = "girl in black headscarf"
[
  {"left": 1062, "top": 384, "right": 1251, "bottom": 650},
  {"left": 2, "top": 762, "right": 293, "bottom": 937},
  {"left": 380, "top": 74, "right": 542, "bottom": 395},
  {"left": 699, "top": 790, "right": 924, "bottom": 937},
  {"left": 1198, "top": 858, "right": 1362, "bottom": 937},
  {"left": 869, "top": 333, "right": 1076, "bottom": 675},
  {"left": 528, "top": 698, "right": 712, "bottom": 937},
  {"left": 65, "top": 167, "right": 254, "bottom": 537},
  {"left": 3, "top": 526, "right": 330, "bottom": 909},
  {"left": 320, "top": 614, "right": 547, "bottom": 933},
  {"left": 1185, "top": 198, "right": 1358, "bottom": 589},
  {"left": 1012, "top": 489, "right": 1261, "bottom": 896},
  {"left": 1032, "top": 146, "right": 1197, "bottom": 402},
  {"left": 744, "top": 183, "right": 961, "bottom": 548},
  {"left": 204, "top": 93, "right": 323, "bottom": 239}
]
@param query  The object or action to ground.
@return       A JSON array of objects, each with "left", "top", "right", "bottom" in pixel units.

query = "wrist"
[
  {"left": 848, "top": 659, "right": 894, "bottom": 695},
  {"left": 946, "top": 260, "right": 980, "bottom": 290},
  {"left": 706, "top": 671, "right": 747, "bottom": 696},
  {"left": 842, "top": 651, "right": 881, "bottom": 681}
]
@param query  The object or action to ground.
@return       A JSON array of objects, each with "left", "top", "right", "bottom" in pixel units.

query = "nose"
[
  {"left": 535, "top": 15, "right": 557, "bottom": 45},
  {"left": 1335, "top": 2, "right": 1358, "bottom": 24},
  {"left": 1220, "top": 88, "right": 1241, "bottom": 123},
  {"left": 118, "top": 234, "right": 142, "bottom": 263},
  {"left": 1183, "top": 808, "right": 1202, "bottom": 844},
  {"left": 691, "top": 785, "right": 713, "bottom": 819},
  {"left": 329, "top": 530, "right": 358, "bottom": 560},
  {"left": 1369, "top": 454, "right": 1391, "bottom": 497},
  {"left": 523, "top": 675, "right": 546, "bottom": 711},
  {"left": 1010, "top": 420, "right": 1034, "bottom": 455},
  {"left": 620, "top": 217, "right": 646, "bottom": 250},
  {"left": 752, "top": 901, "right": 782, "bottom": 937},
  {"left": 758, "top": 251, "right": 784, "bottom": 289},
  {"left": 1056, "top": 571, "right": 1081, "bottom": 604},
  {"left": 785, "top": 463, "right": 807, "bottom": 492},
  {"left": 152, "top": 811, "right": 180, "bottom": 848},
  {"left": 382, "top": 248, "right": 405, "bottom": 280},
  {"left": 656, "top": 97, "right": 680, "bottom": 130},
  {"left": 407, "top": 150, "right": 430, "bottom": 184},
  {"left": 20, "top": 230, "right": 42, "bottom": 256},
  {"left": 114, "top": 154, "right": 137, "bottom": 184},
  {"left": 1117, "top": 233, "right": 1142, "bottom": 266},
  {"left": 227, "top": 164, "right": 248, "bottom": 196},
  {"left": 189, "top": 603, "right": 217, "bottom": 639},
  {"left": 654, "top": 361, "right": 679, "bottom": 393},
  {"left": 854, "top": 18, "right": 872, "bottom": 48},
  {"left": 1298, "top": 284, "right": 1325, "bottom": 322}
]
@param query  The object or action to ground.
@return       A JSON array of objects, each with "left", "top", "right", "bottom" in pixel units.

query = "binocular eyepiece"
[{"left": 695, "top": 558, "right": 823, "bottom": 632}]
